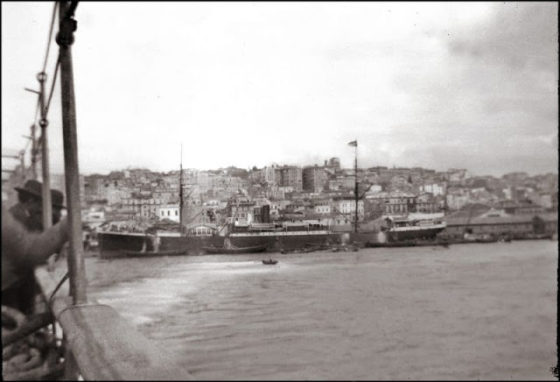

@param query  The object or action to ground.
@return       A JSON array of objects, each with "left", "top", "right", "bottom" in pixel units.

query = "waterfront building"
[
  {"left": 140, "top": 202, "right": 159, "bottom": 219},
  {"left": 81, "top": 208, "right": 106, "bottom": 229},
  {"left": 227, "top": 198, "right": 256, "bottom": 224},
  {"left": 267, "top": 201, "right": 281, "bottom": 220},
  {"left": 332, "top": 197, "right": 364, "bottom": 219},
  {"left": 313, "top": 203, "right": 332, "bottom": 215},
  {"left": 495, "top": 200, "right": 546, "bottom": 215},
  {"left": 444, "top": 212, "right": 557, "bottom": 238},
  {"left": 157, "top": 204, "right": 180, "bottom": 222}
]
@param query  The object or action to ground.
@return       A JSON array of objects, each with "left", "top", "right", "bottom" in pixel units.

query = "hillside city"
[{"left": 4, "top": 157, "right": 555, "bottom": 232}]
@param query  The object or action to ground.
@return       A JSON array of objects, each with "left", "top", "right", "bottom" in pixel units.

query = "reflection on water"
[{"left": 86, "top": 241, "right": 557, "bottom": 380}]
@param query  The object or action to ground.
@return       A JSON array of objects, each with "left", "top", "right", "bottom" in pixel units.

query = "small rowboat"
[
  {"left": 203, "top": 245, "right": 267, "bottom": 255},
  {"left": 262, "top": 259, "right": 278, "bottom": 265},
  {"left": 123, "top": 249, "right": 188, "bottom": 258}
]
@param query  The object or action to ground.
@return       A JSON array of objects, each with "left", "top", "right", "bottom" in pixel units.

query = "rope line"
[
  {"left": 48, "top": 271, "right": 69, "bottom": 305},
  {"left": 41, "top": 2, "right": 58, "bottom": 74},
  {"left": 44, "top": 55, "right": 61, "bottom": 116},
  {"left": 55, "top": 303, "right": 112, "bottom": 323}
]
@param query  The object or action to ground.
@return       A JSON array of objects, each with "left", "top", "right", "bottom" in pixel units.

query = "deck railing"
[{"left": 34, "top": 264, "right": 192, "bottom": 380}]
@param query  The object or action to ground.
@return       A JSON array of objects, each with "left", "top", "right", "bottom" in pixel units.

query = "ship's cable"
[
  {"left": 44, "top": 56, "right": 61, "bottom": 116},
  {"left": 48, "top": 272, "right": 69, "bottom": 305},
  {"left": 41, "top": 2, "right": 58, "bottom": 75}
]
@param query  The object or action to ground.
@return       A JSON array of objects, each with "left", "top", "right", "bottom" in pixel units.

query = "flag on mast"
[{"left": 348, "top": 140, "right": 357, "bottom": 147}]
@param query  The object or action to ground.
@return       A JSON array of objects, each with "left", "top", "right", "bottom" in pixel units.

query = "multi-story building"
[
  {"left": 140, "top": 202, "right": 159, "bottom": 219},
  {"left": 313, "top": 203, "right": 332, "bottom": 215},
  {"left": 332, "top": 197, "right": 364, "bottom": 219},
  {"left": 328, "top": 176, "right": 354, "bottom": 191},
  {"left": 502, "top": 172, "right": 530, "bottom": 186},
  {"left": 81, "top": 208, "right": 105, "bottom": 229},
  {"left": 302, "top": 166, "right": 328, "bottom": 193},
  {"left": 262, "top": 165, "right": 279, "bottom": 185},
  {"left": 415, "top": 193, "right": 441, "bottom": 213},
  {"left": 157, "top": 204, "right": 180, "bottom": 222},
  {"left": 364, "top": 191, "right": 416, "bottom": 216},
  {"left": 367, "top": 184, "right": 383, "bottom": 193},
  {"left": 275, "top": 166, "right": 302, "bottom": 191},
  {"left": 227, "top": 198, "right": 256, "bottom": 224},
  {"left": 420, "top": 183, "right": 445, "bottom": 196},
  {"left": 326, "top": 157, "right": 341, "bottom": 170},
  {"left": 447, "top": 168, "right": 468, "bottom": 185}
]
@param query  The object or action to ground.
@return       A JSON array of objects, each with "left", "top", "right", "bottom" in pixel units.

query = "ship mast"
[{"left": 57, "top": 0, "right": 87, "bottom": 304}]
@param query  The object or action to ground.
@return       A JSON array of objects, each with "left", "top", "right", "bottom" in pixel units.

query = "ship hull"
[
  {"left": 98, "top": 231, "right": 341, "bottom": 258},
  {"left": 387, "top": 225, "right": 446, "bottom": 242},
  {"left": 228, "top": 231, "right": 341, "bottom": 251}
]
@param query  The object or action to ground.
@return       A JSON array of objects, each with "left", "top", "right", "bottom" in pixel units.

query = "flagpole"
[
  {"left": 354, "top": 141, "right": 358, "bottom": 234},
  {"left": 179, "top": 144, "right": 184, "bottom": 234}
]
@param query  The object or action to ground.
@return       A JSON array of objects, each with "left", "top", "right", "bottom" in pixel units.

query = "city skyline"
[
  {"left": 38, "top": 162, "right": 558, "bottom": 179},
  {"left": 2, "top": 2, "right": 558, "bottom": 177}
]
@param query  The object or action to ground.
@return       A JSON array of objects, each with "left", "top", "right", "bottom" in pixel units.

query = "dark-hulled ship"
[{"left": 97, "top": 220, "right": 341, "bottom": 258}]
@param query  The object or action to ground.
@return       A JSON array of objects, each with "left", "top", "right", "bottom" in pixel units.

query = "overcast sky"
[{"left": 2, "top": 2, "right": 558, "bottom": 176}]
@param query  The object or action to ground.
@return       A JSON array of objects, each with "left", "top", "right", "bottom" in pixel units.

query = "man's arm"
[{"left": 2, "top": 205, "right": 69, "bottom": 268}]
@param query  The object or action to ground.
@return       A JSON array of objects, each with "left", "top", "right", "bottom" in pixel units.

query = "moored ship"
[
  {"left": 381, "top": 213, "right": 447, "bottom": 242},
  {"left": 226, "top": 221, "right": 341, "bottom": 251},
  {"left": 97, "top": 220, "right": 341, "bottom": 258}
]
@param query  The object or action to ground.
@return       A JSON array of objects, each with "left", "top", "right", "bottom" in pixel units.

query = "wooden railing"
[{"left": 35, "top": 265, "right": 192, "bottom": 380}]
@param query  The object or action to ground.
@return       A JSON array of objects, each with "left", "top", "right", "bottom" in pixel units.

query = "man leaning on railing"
[
  {"left": 2, "top": 204, "right": 68, "bottom": 311},
  {"left": 2, "top": 203, "right": 70, "bottom": 380}
]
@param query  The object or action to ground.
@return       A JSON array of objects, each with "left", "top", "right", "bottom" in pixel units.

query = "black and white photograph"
[{"left": 1, "top": 2, "right": 558, "bottom": 380}]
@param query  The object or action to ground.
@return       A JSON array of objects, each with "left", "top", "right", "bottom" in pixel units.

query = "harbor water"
[{"left": 85, "top": 240, "right": 557, "bottom": 380}]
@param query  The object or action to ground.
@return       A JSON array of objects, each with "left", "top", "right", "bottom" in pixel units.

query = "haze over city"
[
  {"left": 0, "top": 3, "right": 558, "bottom": 381},
  {"left": 2, "top": 2, "right": 558, "bottom": 176}
]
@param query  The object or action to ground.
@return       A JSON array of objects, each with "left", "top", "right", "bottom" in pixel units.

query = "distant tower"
[{"left": 328, "top": 157, "right": 341, "bottom": 170}]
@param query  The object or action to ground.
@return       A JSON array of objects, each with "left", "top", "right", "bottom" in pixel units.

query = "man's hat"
[
  {"left": 14, "top": 179, "right": 43, "bottom": 199},
  {"left": 15, "top": 179, "right": 65, "bottom": 208},
  {"left": 51, "top": 189, "right": 65, "bottom": 209}
]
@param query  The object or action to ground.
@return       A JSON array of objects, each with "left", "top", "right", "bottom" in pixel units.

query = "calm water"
[{"left": 85, "top": 241, "right": 557, "bottom": 380}]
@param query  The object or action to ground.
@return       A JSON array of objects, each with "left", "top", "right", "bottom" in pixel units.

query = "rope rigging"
[
  {"left": 41, "top": 2, "right": 58, "bottom": 75},
  {"left": 3, "top": 5, "right": 81, "bottom": 380},
  {"left": 7, "top": 2, "right": 64, "bottom": 179},
  {"left": 44, "top": 56, "right": 61, "bottom": 117}
]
